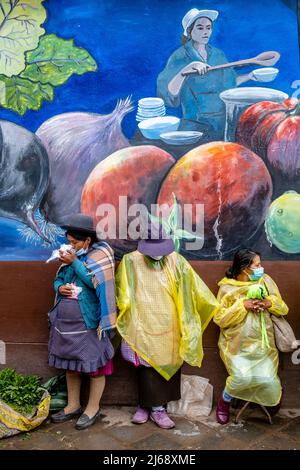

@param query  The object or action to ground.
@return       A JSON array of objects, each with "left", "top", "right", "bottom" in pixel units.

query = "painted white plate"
[
  {"left": 137, "top": 111, "right": 166, "bottom": 118},
  {"left": 138, "top": 116, "right": 180, "bottom": 139},
  {"left": 138, "top": 105, "right": 165, "bottom": 114},
  {"left": 136, "top": 111, "right": 166, "bottom": 121},
  {"left": 136, "top": 109, "right": 166, "bottom": 117},
  {"left": 252, "top": 67, "right": 279, "bottom": 82},
  {"left": 138, "top": 97, "right": 164, "bottom": 108},
  {"left": 159, "top": 131, "right": 203, "bottom": 145}
]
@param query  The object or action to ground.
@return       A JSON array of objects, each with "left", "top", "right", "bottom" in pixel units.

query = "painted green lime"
[{"left": 265, "top": 191, "right": 300, "bottom": 253}]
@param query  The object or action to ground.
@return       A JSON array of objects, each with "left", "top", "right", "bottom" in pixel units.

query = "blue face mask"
[
  {"left": 248, "top": 267, "right": 264, "bottom": 281},
  {"left": 76, "top": 247, "right": 88, "bottom": 257}
]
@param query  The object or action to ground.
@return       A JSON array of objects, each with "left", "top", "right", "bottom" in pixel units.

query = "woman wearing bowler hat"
[
  {"left": 48, "top": 214, "right": 116, "bottom": 430},
  {"left": 115, "top": 222, "right": 218, "bottom": 429}
]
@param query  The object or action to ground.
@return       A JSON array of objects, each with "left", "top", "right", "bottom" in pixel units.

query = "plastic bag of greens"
[{"left": 0, "top": 369, "right": 50, "bottom": 439}]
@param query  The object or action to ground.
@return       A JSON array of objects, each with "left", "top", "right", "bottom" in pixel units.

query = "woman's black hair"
[
  {"left": 66, "top": 229, "right": 97, "bottom": 246},
  {"left": 226, "top": 249, "right": 261, "bottom": 279}
]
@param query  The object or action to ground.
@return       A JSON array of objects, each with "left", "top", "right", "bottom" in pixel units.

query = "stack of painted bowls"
[{"left": 136, "top": 97, "right": 166, "bottom": 122}]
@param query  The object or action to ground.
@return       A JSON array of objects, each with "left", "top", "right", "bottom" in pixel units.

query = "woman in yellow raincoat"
[
  {"left": 116, "top": 223, "right": 218, "bottom": 429},
  {"left": 214, "top": 249, "right": 288, "bottom": 425}
]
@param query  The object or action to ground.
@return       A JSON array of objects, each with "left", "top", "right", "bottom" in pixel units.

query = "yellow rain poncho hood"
[
  {"left": 116, "top": 251, "right": 218, "bottom": 380},
  {"left": 214, "top": 274, "right": 289, "bottom": 406}
]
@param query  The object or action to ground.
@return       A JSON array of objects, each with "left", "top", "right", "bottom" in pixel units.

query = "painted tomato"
[
  {"left": 81, "top": 145, "right": 175, "bottom": 257},
  {"left": 157, "top": 142, "right": 273, "bottom": 258},
  {"left": 236, "top": 98, "right": 300, "bottom": 180}
]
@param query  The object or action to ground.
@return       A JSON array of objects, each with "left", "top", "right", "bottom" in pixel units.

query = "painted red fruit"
[
  {"left": 81, "top": 145, "right": 175, "bottom": 257},
  {"left": 236, "top": 98, "right": 300, "bottom": 179},
  {"left": 157, "top": 142, "right": 273, "bottom": 258}
]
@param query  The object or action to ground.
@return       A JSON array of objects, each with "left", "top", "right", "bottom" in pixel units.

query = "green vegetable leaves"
[
  {"left": 0, "top": 0, "right": 46, "bottom": 77},
  {"left": 0, "top": 75, "right": 53, "bottom": 114},
  {"left": 0, "top": 2, "right": 98, "bottom": 115},
  {"left": 0, "top": 34, "right": 97, "bottom": 114},
  {"left": 22, "top": 34, "right": 98, "bottom": 86},
  {"left": 0, "top": 368, "right": 44, "bottom": 415},
  {"left": 150, "top": 193, "right": 201, "bottom": 252}
]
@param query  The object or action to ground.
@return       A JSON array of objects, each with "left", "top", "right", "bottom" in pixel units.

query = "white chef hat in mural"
[{"left": 182, "top": 8, "right": 219, "bottom": 36}]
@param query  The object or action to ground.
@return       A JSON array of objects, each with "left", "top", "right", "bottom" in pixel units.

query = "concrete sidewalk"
[{"left": 1, "top": 406, "right": 300, "bottom": 451}]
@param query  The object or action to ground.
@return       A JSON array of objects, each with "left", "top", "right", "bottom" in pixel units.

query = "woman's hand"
[
  {"left": 59, "top": 250, "right": 77, "bottom": 265},
  {"left": 168, "top": 60, "right": 209, "bottom": 96},
  {"left": 257, "top": 299, "right": 272, "bottom": 310},
  {"left": 182, "top": 61, "right": 210, "bottom": 76},
  {"left": 243, "top": 299, "right": 262, "bottom": 311},
  {"left": 58, "top": 284, "right": 73, "bottom": 297}
]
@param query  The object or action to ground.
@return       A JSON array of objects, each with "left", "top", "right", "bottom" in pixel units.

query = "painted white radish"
[{"left": 36, "top": 97, "right": 133, "bottom": 224}]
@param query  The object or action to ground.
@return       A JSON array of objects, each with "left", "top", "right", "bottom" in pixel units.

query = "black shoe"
[
  {"left": 75, "top": 409, "right": 100, "bottom": 430},
  {"left": 51, "top": 407, "right": 83, "bottom": 423}
]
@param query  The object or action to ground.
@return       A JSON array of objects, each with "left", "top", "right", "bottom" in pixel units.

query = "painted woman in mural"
[{"left": 157, "top": 8, "right": 257, "bottom": 139}]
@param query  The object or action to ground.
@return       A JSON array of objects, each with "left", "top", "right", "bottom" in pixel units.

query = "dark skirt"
[
  {"left": 137, "top": 366, "right": 181, "bottom": 408},
  {"left": 48, "top": 298, "right": 114, "bottom": 374}
]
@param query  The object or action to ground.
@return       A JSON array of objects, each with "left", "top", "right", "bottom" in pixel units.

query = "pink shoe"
[
  {"left": 131, "top": 406, "right": 150, "bottom": 424},
  {"left": 150, "top": 409, "right": 175, "bottom": 429}
]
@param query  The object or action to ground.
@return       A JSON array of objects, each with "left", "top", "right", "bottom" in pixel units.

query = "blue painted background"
[{"left": 0, "top": 0, "right": 299, "bottom": 260}]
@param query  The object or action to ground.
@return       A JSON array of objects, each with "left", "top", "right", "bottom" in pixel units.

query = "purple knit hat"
[{"left": 137, "top": 221, "right": 175, "bottom": 257}]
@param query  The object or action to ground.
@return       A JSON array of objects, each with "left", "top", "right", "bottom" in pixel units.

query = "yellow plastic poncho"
[
  {"left": 214, "top": 274, "right": 289, "bottom": 406},
  {"left": 116, "top": 251, "right": 218, "bottom": 380}
]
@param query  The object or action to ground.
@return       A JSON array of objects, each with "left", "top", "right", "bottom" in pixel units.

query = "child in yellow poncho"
[
  {"left": 214, "top": 249, "right": 289, "bottom": 425},
  {"left": 116, "top": 223, "right": 218, "bottom": 429}
]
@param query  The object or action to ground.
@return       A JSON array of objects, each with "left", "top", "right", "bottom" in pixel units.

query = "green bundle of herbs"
[{"left": 0, "top": 368, "right": 44, "bottom": 415}]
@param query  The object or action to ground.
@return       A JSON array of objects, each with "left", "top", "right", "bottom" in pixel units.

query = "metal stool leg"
[
  {"left": 260, "top": 405, "right": 273, "bottom": 425},
  {"left": 234, "top": 401, "right": 250, "bottom": 423}
]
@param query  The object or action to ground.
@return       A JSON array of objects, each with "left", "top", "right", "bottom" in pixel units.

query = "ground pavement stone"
[
  {"left": 249, "top": 432, "right": 300, "bottom": 450},
  {"left": 167, "top": 417, "right": 212, "bottom": 446},
  {"left": 131, "top": 432, "right": 180, "bottom": 450},
  {"left": 217, "top": 420, "right": 269, "bottom": 444},
  {"left": 279, "top": 417, "right": 300, "bottom": 440},
  {"left": 0, "top": 407, "right": 299, "bottom": 451},
  {"left": 9, "top": 432, "right": 68, "bottom": 450},
  {"left": 190, "top": 433, "right": 249, "bottom": 451},
  {"left": 68, "top": 430, "right": 128, "bottom": 450},
  {"left": 105, "top": 422, "right": 154, "bottom": 444}
]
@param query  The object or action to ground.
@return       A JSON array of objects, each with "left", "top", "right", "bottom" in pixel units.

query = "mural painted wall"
[{"left": 0, "top": 0, "right": 299, "bottom": 260}]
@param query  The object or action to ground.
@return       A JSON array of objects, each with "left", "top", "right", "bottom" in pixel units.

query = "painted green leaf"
[
  {"left": 173, "top": 238, "right": 181, "bottom": 252},
  {"left": 149, "top": 212, "right": 171, "bottom": 234},
  {"left": 22, "top": 34, "right": 98, "bottom": 86},
  {"left": 0, "top": 75, "right": 53, "bottom": 115},
  {"left": 174, "top": 228, "right": 201, "bottom": 240},
  {"left": 0, "top": 0, "right": 46, "bottom": 77},
  {"left": 167, "top": 193, "right": 180, "bottom": 231}
]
